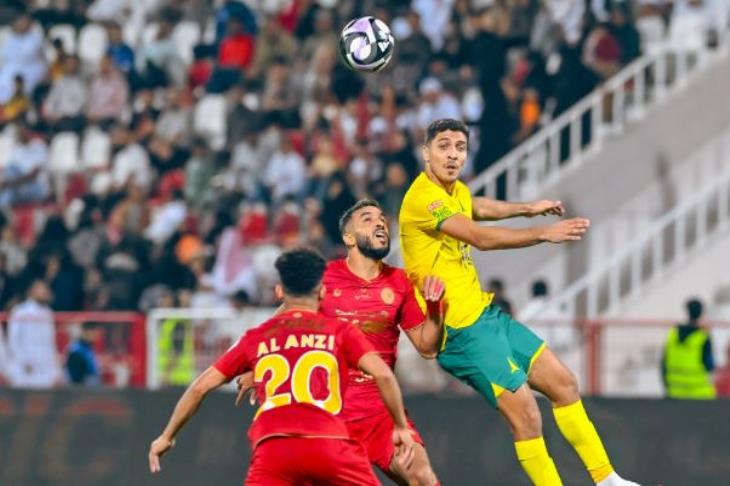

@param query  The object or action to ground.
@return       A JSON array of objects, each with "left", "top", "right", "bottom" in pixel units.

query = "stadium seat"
[
  {"left": 49, "top": 23, "right": 77, "bottom": 54},
  {"left": 49, "top": 132, "right": 80, "bottom": 174},
  {"left": 81, "top": 127, "right": 111, "bottom": 170},
  {"left": 194, "top": 94, "right": 227, "bottom": 150},
  {"left": 78, "top": 23, "right": 109, "bottom": 67},
  {"left": 173, "top": 20, "right": 201, "bottom": 65},
  {"left": 636, "top": 16, "right": 666, "bottom": 57}
]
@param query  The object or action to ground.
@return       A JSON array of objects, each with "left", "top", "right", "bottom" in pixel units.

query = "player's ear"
[
  {"left": 274, "top": 284, "right": 284, "bottom": 301},
  {"left": 342, "top": 231, "right": 355, "bottom": 247},
  {"left": 318, "top": 284, "right": 326, "bottom": 301},
  {"left": 421, "top": 143, "right": 429, "bottom": 164}
]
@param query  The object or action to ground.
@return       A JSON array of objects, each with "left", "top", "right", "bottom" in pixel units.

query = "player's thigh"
[
  {"left": 527, "top": 346, "right": 580, "bottom": 406},
  {"left": 437, "top": 307, "right": 529, "bottom": 408},
  {"left": 389, "top": 442, "right": 437, "bottom": 486},
  {"left": 315, "top": 439, "right": 380, "bottom": 486},
  {"left": 497, "top": 383, "right": 543, "bottom": 440},
  {"left": 501, "top": 308, "right": 546, "bottom": 374},
  {"left": 245, "top": 439, "right": 297, "bottom": 486}
]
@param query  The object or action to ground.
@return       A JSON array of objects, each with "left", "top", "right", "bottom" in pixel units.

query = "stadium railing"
[
  {"left": 520, "top": 136, "right": 730, "bottom": 322},
  {"left": 469, "top": 26, "right": 730, "bottom": 201},
  {"left": 0, "top": 311, "right": 146, "bottom": 387}
]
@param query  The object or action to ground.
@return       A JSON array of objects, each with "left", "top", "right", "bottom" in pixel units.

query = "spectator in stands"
[
  {"left": 0, "top": 75, "right": 30, "bottom": 125},
  {"left": 415, "top": 77, "right": 462, "bottom": 137},
  {"left": 87, "top": 55, "right": 130, "bottom": 129},
  {"left": 109, "top": 123, "right": 153, "bottom": 193},
  {"left": 184, "top": 138, "right": 215, "bottom": 208},
  {"left": 145, "top": 189, "right": 187, "bottom": 245},
  {"left": 661, "top": 298, "right": 717, "bottom": 399},
  {"left": 0, "top": 253, "right": 15, "bottom": 310},
  {"left": 0, "top": 319, "right": 7, "bottom": 384},
  {"left": 155, "top": 87, "right": 192, "bottom": 148},
  {"left": 136, "top": 8, "right": 185, "bottom": 88},
  {"left": 6, "top": 279, "right": 62, "bottom": 388},
  {"left": 46, "top": 249, "right": 85, "bottom": 311},
  {"left": 608, "top": 2, "right": 642, "bottom": 65},
  {"left": 218, "top": 16, "right": 256, "bottom": 72},
  {"left": 714, "top": 343, "right": 730, "bottom": 397},
  {"left": 43, "top": 54, "right": 87, "bottom": 133},
  {"left": 583, "top": 22, "right": 622, "bottom": 80},
  {"left": 106, "top": 23, "right": 135, "bottom": 76},
  {"left": 264, "top": 134, "right": 307, "bottom": 204},
  {"left": 488, "top": 278, "right": 514, "bottom": 316},
  {"left": 0, "top": 12, "right": 47, "bottom": 104},
  {"left": 0, "top": 119, "right": 51, "bottom": 207},
  {"left": 0, "top": 223, "right": 27, "bottom": 278},
  {"left": 251, "top": 15, "right": 298, "bottom": 77},
  {"left": 66, "top": 322, "right": 100, "bottom": 386}
]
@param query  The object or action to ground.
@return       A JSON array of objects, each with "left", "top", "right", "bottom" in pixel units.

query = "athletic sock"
[
  {"left": 553, "top": 400, "right": 613, "bottom": 483},
  {"left": 514, "top": 437, "right": 563, "bottom": 486}
]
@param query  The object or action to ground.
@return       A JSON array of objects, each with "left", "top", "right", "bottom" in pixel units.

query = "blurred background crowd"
[{"left": 0, "top": 0, "right": 724, "bottom": 313}]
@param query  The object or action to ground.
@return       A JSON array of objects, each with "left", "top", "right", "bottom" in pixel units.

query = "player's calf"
[{"left": 390, "top": 443, "right": 439, "bottom": 486}]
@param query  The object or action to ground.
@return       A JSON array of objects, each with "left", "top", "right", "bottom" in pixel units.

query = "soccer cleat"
[{"left": 596, "top": 472, "right": 642, "bottom": 486}]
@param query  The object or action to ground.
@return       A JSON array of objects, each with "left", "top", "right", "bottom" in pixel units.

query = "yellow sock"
[
  {"left": 553, "top": 400, "right": 613, "bottom": 483},
  {"left": 514, "top": 437, "right": 563, "bottom": 486}
]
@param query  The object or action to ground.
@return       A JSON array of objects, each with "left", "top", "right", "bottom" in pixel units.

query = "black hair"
[
  {"left": 274, "top": 248, "right": 326, "bottom": 297},
  {"left": 532, "top": 280, "right": 548, "bottom": 297},
  {"left": 424, "top": 118, "right": 469, "bottom": 145},
  {"left": 338, "top": 200, "right": 381, "bottom": 235},
  {"left": 488, "top": 278, "right": 504, "bottom": 291},
  {"left": 686, "top": 298, "right": 704, "bottom": 321}
]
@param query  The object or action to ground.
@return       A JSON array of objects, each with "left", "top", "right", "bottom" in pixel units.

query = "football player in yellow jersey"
[{"left": 399, "top": 119, "right": 639, "bottom": 486}]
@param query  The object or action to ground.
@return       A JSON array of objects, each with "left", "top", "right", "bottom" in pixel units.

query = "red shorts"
[
  {"left": 245, "top": 436, "right": 378, "bottom": 486},
  {"left": 345, "top": 411, "right": 426, "bottom": 472}
]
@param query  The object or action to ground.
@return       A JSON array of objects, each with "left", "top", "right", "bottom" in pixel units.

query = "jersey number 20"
[{"left": 254, "top": 350, "right": 342, "bottom": 418}]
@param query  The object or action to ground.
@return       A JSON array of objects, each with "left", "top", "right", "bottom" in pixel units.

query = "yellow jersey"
[{"left": 399, "top": 172, "right": 493, "bottom": 329}]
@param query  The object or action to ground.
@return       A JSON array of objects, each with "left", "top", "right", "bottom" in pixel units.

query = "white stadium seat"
[
  {"left": 49, "top": 23, "right": 77, "bottom": 54},
  {"left": 173, "top": 20, "right": 201, "bottom": 65},
  {"left": 194, "top": 94, "right": 227, "bottom": 150},
  {"left": 49, "top": 132, "right": 80, "bottom": 174},
  {"left": 81, "top": 127, "right": 111, "bottom": 170},
  {"left": 78, "top": 23, "right": 109, "bottom": 68}
]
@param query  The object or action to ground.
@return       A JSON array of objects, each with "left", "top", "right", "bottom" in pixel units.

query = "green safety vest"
[
  {"left": 664, "top": 327, "right": 716, "bottom": 399},
  {"left": 158, "top": 319, "right": 195, "bottom": 386}
]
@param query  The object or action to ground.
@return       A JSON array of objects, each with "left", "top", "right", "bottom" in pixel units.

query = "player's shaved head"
[
  {"left": 424, "top": 118, "right": 469, "bottom": 145},
  {"left": 339, "top": 200, "right": 382, "bottom": 235},
  {"left": 274, "top": 248, "right": 327, "bottom": 297}
]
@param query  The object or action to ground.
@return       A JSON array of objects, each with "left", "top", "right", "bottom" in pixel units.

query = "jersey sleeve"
[
  {"left": 340, "top": 324, "right": 377, "bottom": 369},
  {"left": 403, "top": 186, "right": 461, "bottom": 231},
  {"left": 212, "top": 334, "right": 252, "bottom": 380},
  {"left": 398, "top": 281, "right": 426, "bottom": 331}
]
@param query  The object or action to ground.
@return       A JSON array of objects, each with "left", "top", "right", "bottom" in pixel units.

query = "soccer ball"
[{"left": 338, "top": 16, "right": 395, "bottom": 73}]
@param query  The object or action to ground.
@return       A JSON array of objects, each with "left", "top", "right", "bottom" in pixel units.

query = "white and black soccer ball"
[{"left": 338, "top": 16, "right": 395, "bottom": 74}]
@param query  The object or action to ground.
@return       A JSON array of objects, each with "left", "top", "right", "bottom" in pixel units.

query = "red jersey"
[
  {"left": 320, "top": 259, "right": 425, "bottom": 421},
  {"left": 213, "top": 309, "right": 374, "bottom": 448}
]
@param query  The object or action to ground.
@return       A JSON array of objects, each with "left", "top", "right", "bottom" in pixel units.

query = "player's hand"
[
  {"left": 392, "top": 426, "right": 416, "bottom": 470},
  {"left": 149, "top": 435, "right": 175, "bottom": 473},
  {"left": 541, "top": 218, "right": 590, "bottom": 243},
  {"left": 528, "top": 200, "right": 565, "bottom": 217},
  {"left": 235, "top": 371, "right": 256, "bottom": 407},
  {"left": 421, "top": 275, "right": 445, "bottom": 302}
]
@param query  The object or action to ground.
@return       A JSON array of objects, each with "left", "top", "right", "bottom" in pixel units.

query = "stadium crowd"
[{"left": 0, "top": 0, "right": 723, "bottom": 314}]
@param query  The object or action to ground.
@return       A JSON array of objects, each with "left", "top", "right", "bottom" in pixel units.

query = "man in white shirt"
[
  {"left": 110, "top": 123, "right": 153, "bottom": 192},
  {"left": 263, "top": 136, "right": 306, "bottom": 203},
  {"left": 7, "top": 280, "right": 62, "bottom": 388},
  {"left": 0, "top": 120, "right": 51, "bottom": 207}
]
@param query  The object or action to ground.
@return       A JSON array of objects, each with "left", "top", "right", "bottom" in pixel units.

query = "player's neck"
[
  {"left": 345, "top": 252, "right": 383, "bottom": 281},
  {"left": 280, "top": 298, "right": 319, "bottom": 313},
  {"left": 425, "top": 169, "right": 456, "bottom": 194}
]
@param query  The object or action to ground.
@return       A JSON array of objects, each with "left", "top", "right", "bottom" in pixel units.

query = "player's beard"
[{"left": 355, "top": 233, "right": 390, "bottom": 260}]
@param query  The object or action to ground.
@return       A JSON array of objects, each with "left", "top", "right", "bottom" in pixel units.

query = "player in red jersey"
[
  {"left": 236, "top": 200, "right": 445, "bottom": 485},
  {"left": 149, "top": 248, "right": 416, "bottom": 485}
]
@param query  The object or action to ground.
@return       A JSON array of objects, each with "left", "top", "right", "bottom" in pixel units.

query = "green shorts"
[{"left": 437, "top": 305, "right": 545, "bottom": 409}]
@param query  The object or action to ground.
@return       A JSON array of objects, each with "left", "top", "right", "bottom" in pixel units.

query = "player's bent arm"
[
  {"left": 472, "top": 197, "right": 565, "bottom": 221},
  {"left": 440, "top": 213, "right": 589, "bottom": 251},
  {"left": 158, "top": 366, "right": 228, "bottom": 441},
  {"left": 441, "top": 213, "right": 544, "bottom": 250},
  {"left": 358, "top": 352, "right": 409, "bottom": 429},
  {"left": 405, "top": 296, "right": 445, "bottom": 359}
]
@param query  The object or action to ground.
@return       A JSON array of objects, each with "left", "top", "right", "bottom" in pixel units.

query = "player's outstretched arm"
[
  {"left": 440, "top": 213, "right": 590, "bottom": 251},
  {"left": 472, "top": 197, "right": 565, "bottom": 221},
  {"left": 149, "top": 366, "right": 228, "bottom": 473},
  {"left": 405, "top": 276, "right": 445, "bottom": 359}
]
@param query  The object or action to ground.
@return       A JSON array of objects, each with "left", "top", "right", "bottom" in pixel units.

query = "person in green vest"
[
  {"left": 661, "top": 298, "right": 716, "bottom": 399},
  {"left": 157, "top": 291, "right": 195, "bottom": 386}
]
